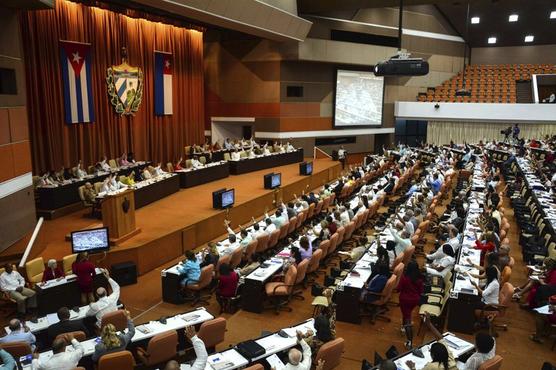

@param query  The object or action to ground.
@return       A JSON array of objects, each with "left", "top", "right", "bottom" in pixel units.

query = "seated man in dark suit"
[{"left": 47, "top": 306, "right": 89, "bottom": 343}]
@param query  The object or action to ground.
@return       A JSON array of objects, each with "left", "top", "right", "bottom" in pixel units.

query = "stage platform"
[{"left": 5, "top": 158, "right": 341, "bottom": 275}]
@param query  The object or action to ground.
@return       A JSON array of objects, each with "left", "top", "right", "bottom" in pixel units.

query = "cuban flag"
[
  {"left": 154, "top": 51, "right": 173, "bottom": 115},
  {"left": 59, "top": 41, "right": 95, "bottom": 124}
]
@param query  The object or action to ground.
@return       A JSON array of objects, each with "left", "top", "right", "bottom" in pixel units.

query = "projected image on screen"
[
  {"left": 334, "top": 70, "right": 384, "bottom": 127},
  {"left": 72, "top": 228, "right": 109, "bottom": 253}
]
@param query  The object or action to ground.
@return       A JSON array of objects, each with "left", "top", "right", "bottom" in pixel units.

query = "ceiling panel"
[{"left": 436, "top": 0, "right": 556, "bottom": 47}]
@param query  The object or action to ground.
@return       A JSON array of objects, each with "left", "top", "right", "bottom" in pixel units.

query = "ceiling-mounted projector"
[{"left": 373, "top": 52, "right": 429, "bottom": 76}]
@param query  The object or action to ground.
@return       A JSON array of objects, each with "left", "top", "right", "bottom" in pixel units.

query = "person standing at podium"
[{"left": 72, "top": 253, "right": 96, "bottom": 305}]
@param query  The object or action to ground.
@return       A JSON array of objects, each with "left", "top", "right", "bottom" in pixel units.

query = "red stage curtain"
[{"left": 21, "top": 0, "right": 205, "bottom": 173}]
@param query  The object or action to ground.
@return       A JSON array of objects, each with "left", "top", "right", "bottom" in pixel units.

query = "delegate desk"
[
  {"left": 334, "top": 158, "right": 438, "bottom": 324},
  {"left": 161, "top": 232, "right": 247, "bottom": 304},
  {"left": 6, "top": 302, "right": 123, "bottom": 350},
  {"left": 35, "top": 269, "right": 108, "bottom": 316},
  {"left": 371, "top": 333, "right": 474, "bottom": 370},
  {"left": 335, "top": 190, "right": 416, "bottom": 324},
  {"left": 335, "top": 240, "right": 378, "bottom": 324},
  {"left": 193, "top": 144, "right": 253, "bottom": 162},
  {"left": 516, "top": 157, "right": 556, "bottom": 239},
  {"left": 241, "top": 222, "right": 318, "bottom": 313},
  {"left": 161, "top": 214, "right": 287, "bottom": 306},
  {"left": 446, "top": 161, "right": 485, "bottom": 334},
  {"left": 23, "top": 307, "right": 214, "bottom": 370},
  {"left": 177, "top": 161, "right": 230, "bottom": 188},
  {"left": 228, "top": 149, "right": 304, "bottom": 175},
  {"left": 36, "top": 162, "right": 149, "bottom": 210},
  {"left": 241, "top": 246, "right": 292, "bottom": 313},
  {"left": 96, "top": 173, "right": 180, "bottom": 210},
  {"left": 203, "top": 318, "right": 315, "bottom": 370}
]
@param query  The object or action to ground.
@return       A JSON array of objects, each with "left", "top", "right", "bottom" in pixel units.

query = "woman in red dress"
[
  {"left": 398, "top": 260, "right": 424, "bottom": 349},
  {"left": 72, "top": 252, "right": 96, "bottom": 304}
]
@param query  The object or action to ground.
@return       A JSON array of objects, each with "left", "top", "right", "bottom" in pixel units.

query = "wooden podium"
[{"left": 101, "top": 189, "right": 141, "bottom": 245}]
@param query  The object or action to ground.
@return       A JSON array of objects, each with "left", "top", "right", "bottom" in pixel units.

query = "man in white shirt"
[
  {"left": 447, "top": 227, "right": 461, "bottom": 252},
  {"left": 75, "top": 161, "right": 87, "bottom": 179},
  {"left": 269, "top": 209, "right": 287, "bottom": 229},
  {"left": 86, "top": 269, "right": 120, "bottom": 327},
  {"left": 230, "top": 150, "right": 241, "bottom": 161},
  {"left": 100, "top": 177, "right": 112, "bottom": 193},
  {"left": 142, "top": 167, "right": 152, "bottom": 180},
  {"left": 154, "top": 163, "right": 166, "bottom": 177},
  {"left": 264, "top": 218, "right": 277, "bottom": 234},
  {"left": 251, "top": 222, "right": 267, "bottom": 240},
  {"left": 283, "top": 332, "right": 312, "bottom": 370},
  {"left": 99, "top": 157, "right": 111, "bottom": 172},
  {"left": 388, "top": 227, "right": 412, "bottom": 255},
  {"left": 339, "top": 206, "right": 350, "bottom": 226},
  {"left": 162, "top": 326, "right": 207, "bottom": 370},
  {"left": 426, "top": 245, "right": 455, "bottom": 277},
  {"left": 397, "top": 214, "right": 415, "bottom": 236},
  {"left": 0, "top": 264, "right": 36, "bottom": 315},
  {"left": 223, "top": 138, "right": 234, "bottom": 150},
  {"left": 32, "top": 334, "right": 84, "bottom": 370},
  {"left": 110, "top": 175, "right": 126, "bottom": 191},
  {"left": 464, "top": 333, "right": 496, "bottom": 370},
  {"left": 191, "top": 157, "right": 204, "bottom": 169}
]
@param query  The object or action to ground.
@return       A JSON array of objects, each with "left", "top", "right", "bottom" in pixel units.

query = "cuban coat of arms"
[{"left": 106, "top": 56, "right": 144, "bottom": 115}]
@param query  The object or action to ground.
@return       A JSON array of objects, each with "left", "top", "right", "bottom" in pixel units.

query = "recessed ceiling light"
[
  {"left": 551, "top": 11, "right": 556, "bottom": 19},
  {"left": 471, "top": 17, "right": 480, "bottom": 24},
  {"left": 488, "top": 37, "right": 497, "bottom": 44},
  {"left": 524, "top": 35, "right": 534, "bottom": 42},
  {"left": 509, "top": 14, "right": 519, "bottom": 22}
]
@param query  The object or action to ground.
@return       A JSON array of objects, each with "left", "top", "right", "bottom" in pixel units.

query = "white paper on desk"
[
  {"left": 534, "top": 305, "right": 552, "bottom": 315},
  {"left": 209, "top": 356, "right": 235, "bottom": 370},
  {"left": 136, "top": 324, "right": 154, "bottom": 334},
  {"left": 46, "top": 313, "right": 60, "bottom": 325},
  {"left": 282, "top": 328, "right": 297, "bottom": 337},
  {"left": 395, "top": 350, "right": 431, "bottom": 370},
  {"left": 266, "top": 354, "right": 285, "bottom": 370}
]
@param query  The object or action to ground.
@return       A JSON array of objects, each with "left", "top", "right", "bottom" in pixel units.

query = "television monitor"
[
  {"left": 212, "top": 188, "right": 226, "bottom": 209},
  {"left": 264, "top": 173, "right": 273, "bottom": 189},
  {"left": 221, "top": 189, "right": 235, "bottom": 208},
  {"left": 264, "top": 173, "right": 281, "bottom": 189},
  {"left": 271, "top": 173, "right": 281, "bottom": 188},
  {"left": 300, "top": 162, "right": 313, "bottom": 176},
  {"left": 71, "top": 227, "right": 110, "bottom": 254}
]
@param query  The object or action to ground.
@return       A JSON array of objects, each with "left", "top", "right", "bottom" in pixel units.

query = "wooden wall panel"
[
  {"left": 279, "top": 102, "right": 321, "bottom": 117},
  {"left": 206, "top": 102, "right": 281, "bottom": 118},
  {"left": 182, "top": 226, "right": 196, "bottom": 253},
  {"left": 0, "top": 109, "right": 10, "bottom": 145},
  {"left": 11, "top": 141, "right": 32, "bottom": 176},
  {"left": 0, "top": 145, "right": 15, "bottom": 182},
  {"left": 279, "top": 117, "right": 332, "bottom": 131},
  {"left": 8, "top": 107, "right": 28, "bottom": 142}
]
